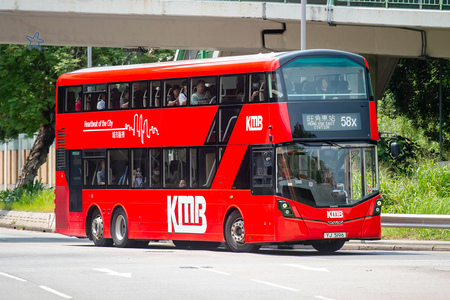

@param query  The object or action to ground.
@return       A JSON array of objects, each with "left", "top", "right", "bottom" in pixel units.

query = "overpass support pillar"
[{"left": 364, "top": 55, "right": 399, "bottom": 101}]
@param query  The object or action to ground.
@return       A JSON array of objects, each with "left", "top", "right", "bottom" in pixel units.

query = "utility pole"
[
  {"left": 301, "top": 0, "right": 306, "bottom": 50},
  {"left": 88, "top": 47, "right": 92, "bottom": 68},
  {"left": 439, "top": 58, "right": 443, "bottom": 161}
]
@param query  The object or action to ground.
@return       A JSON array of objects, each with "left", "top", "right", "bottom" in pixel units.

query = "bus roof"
[{"left": 57, "top": 49, "right": 366, "bottom": 86}]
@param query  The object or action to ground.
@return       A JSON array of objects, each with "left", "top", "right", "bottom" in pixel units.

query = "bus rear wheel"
[
  {"left": 111, "top": 208, "right": 135, "bottom": 248},
  {"left": 311, "top": 240, "right": 346, "bottom": 253},
  {"left": 90, "top": 210, "right": 113, "bottom": 247},
  {"left": 225, "top": 211, "right": 260, "bottom": 253}
]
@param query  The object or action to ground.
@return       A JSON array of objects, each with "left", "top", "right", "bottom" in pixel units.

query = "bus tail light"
[
  {"left": 277, "top": 200, "right": 295, "bottom": 218},
  {"left": 373, "top": 199, "right": 383, "bottom": 216}
]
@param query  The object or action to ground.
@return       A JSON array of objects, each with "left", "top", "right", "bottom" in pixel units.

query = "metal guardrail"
[
  {"left": 224, "top": 0, "right": 450, "bottom": 10},
  {"left": 381, "top": 213, "right": 450, "bottom": 229}
]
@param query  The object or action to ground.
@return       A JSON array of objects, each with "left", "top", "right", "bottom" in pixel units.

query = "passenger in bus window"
[
  {"left": 178, "top": 81, "right": 188, "bottom": 106},
  {"left": 250, "top": 75, "right": 260, "bottom": 102},
  {"left": 178, "top": 179, "right": 187, "bottom": 188},
  {"left": 133, "top": 89, "right": 145, "bottom": 108},
  {"left": 318, "top": 78, "right": 333, "bottom": 94},
  {"left": 167, "top": 85, "right": 181, "bottom": 107},
  {"left": 97, "top": 93, "right": 106, "bottom": 110},
  {"left": 132, "top": 167, "right": 146, "bottom": 188},
  {"left": 120, "top": 88, "right": 130, "bottom": 108},
  {"left": 110, "top": 87, "right": 120, "bottom": 109},
  {"left": 66, "top": 88, "right": 76, "bottom": 112},
  {"left": 271, "top": 80, "right": 283, "bottom": 98},
  {"left": 75, "top": 92, "right": 82, "bottom": 111},
  {"left": 191, "top": 80, "right": 211, "bottom": 105},
  {"left": 151, "top": 165, "right": 161, "bottom": 188},
  {"left": 97, "top": 160, "right": 106, "bottom": 185}
]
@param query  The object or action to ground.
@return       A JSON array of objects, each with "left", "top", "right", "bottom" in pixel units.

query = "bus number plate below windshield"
[{"left": 324, "top": 232, "right": 347, "bottom": 239}]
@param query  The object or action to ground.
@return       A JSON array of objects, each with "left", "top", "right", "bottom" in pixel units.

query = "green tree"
[
  {"left": 0, "top": 45, "right": 174, "bottom": 187},
  {"left": 386, "top": 58, "right": 450, "bottom": 158}
]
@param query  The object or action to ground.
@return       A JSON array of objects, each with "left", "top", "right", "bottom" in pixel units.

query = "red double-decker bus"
[{"left": 55, "top": 49, "right": 382, "bottom": 252}]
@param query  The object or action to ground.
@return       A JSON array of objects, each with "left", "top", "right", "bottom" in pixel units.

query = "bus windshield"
[
  {"left": 282, "top": 57, "right": 368, "bottom": 101},
  {"left": 276, "top": 143, "right": 378, "bottom": 207}
]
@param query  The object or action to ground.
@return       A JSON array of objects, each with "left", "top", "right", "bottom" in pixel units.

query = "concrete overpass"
[{"left": 1, "top": 0, "right": 450, "bottom": 98}]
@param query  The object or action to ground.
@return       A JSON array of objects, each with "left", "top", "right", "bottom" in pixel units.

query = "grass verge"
[
  {"left": 0, "top": 182, "right": 54, "bottom": 213},
  {"left": 380, "top": 161, "right": 450, "bottom": 240}
]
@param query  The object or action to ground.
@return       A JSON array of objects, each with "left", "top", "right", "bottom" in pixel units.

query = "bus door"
[{"left": 68, "top": 150, "right": 82, "bottom": 212}]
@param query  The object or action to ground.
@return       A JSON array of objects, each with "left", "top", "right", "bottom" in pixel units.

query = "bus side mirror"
[
  {"left": 379, "top": 132, "right": 400, "bottom": 158},
  {"left": 390, "top": 141, "right": 400, "bottom": 158}
]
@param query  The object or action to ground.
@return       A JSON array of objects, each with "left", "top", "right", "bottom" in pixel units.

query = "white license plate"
[{"left": 324, "top": 232, "right": 347, "bottom": 239}]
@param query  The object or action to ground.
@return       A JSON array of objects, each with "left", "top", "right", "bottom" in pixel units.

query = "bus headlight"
[
  {"left": 373, "top": 199, "right": 383, "bottom": 216},
  {"left": 277, "top": 200, "right": 295, "bottom": 218}
]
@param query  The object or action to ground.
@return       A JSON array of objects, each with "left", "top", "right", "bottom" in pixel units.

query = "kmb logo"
[
  {"left": 327, "top": 210, "right": 344, "bottom": 218},
  {"left": 246, "top": 115, "right": 263, "bottom": 131},
  {"left": 167, "top": 196, "right": 207, "bottom": 234}
]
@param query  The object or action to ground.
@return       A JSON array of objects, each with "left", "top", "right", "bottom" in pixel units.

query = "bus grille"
[{"left": 56, "top": 129, "right": 65, "bottom": 170}]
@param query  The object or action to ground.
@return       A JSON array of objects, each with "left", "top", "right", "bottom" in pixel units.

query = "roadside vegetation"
[
  {"left": 0, "top": 181, "right": 54, "bottom": 212},
  {"left": 378, "top": 97, "right": 450, "bottom": 240}
]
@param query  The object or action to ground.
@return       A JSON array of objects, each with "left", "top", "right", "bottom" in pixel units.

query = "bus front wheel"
[
  {"left": 111, "top": 208, "right": 135, "bottom": 248},
  {"left": 90, "top": 210, "right": 113, "bottom": 247},
  {"left": 311, "top": 240, "right": 346, "bottom": 253},
  {"left": 225, "top": 211, "right": 260, "bottom": 253}
]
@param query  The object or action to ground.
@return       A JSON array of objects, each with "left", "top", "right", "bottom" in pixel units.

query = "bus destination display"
[{"left": 302, "top": 113, "right": 361, "bottom": 131}]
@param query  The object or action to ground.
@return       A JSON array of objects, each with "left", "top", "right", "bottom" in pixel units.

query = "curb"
[
  {"left": 0, "top": 210, "right": 55, "bottom": 232},
  {"left": 342, "top": 240, "right": 450, "bottom": 252},
  {"left": 268, "top": 240, "right": 450, "bottom": 252}
]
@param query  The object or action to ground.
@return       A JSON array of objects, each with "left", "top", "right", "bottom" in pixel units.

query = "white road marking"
[
  {"left": 197, "top": 266, "right": 231, "bottom": 276},
  {"left": 251, "top": 279, "right": 299, "bottom": 292},
  {"left": 39, "top": 286, "right": 72, "bottom": 299},
  {"left": 93, "top": 268, "right": 131, "bottom": 278},
  {"left": 283, "top": 263, "right": 330, "bottom": 272},
  {"left": 0, "top": 271, "right": 27, "bottom": 282},
  {"left": 315, "top": 295, "right": 335, "bottom": 300}
]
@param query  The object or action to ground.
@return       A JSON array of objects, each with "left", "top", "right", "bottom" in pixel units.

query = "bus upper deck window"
[
  {"left": 164, "top": 78, "right": 188, "bottom": 107},
  {"left": 268, "top": 72, "right": 284, "bottom": 101},
  {"left": 131, "top": 81, "right": 148, "bottom": 109},
  {"left": 108, "top": 83, "right": 129, "bottom": 110},
  {"left": 190, "top": 77, "right": 217, "bottom": 106},
  {"left": 219, "top": 75, "right": 246, "bottom": 104},
  {"left": 150, "top": 81, "right": 162, "bottom": 108},
  {"left": 282, "top": 57, "right": 368, "bottom": 101},
  {"left": 64, "top": 86, "right": 82, "bottom": 113},
  {"left": 249, "top": 73, "right": 266, "bottom": 102}
]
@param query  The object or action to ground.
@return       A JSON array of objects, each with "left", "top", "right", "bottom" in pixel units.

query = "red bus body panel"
[
  {"left": 55, "top": 51, "right": 381, "bottom": 246},
  {"left": 55, "top": 189, "right": 380, "bottom": 243}
]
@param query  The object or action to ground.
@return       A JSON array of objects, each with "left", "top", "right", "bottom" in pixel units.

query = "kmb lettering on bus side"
[
  {"left": 246, "top": 115, "right": 263, "bottom": 131},
  {"left": 167, "top": 196, "right": 207, "bottom": 234},
  {"left": 327, "top": 210, "right": 344, "bottom": 218}
]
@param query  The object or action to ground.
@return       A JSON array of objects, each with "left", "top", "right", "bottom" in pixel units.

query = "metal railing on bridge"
[
  {"left": 335, "top": 0, "right": 449, "bottom": 10},
  {"left": 221, "top": 0, "right": 450, "bottom": 10}
]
